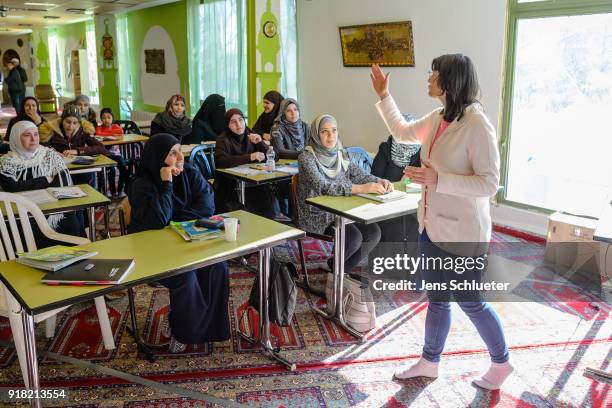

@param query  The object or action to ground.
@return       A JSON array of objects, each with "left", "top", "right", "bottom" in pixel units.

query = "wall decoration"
[
  {"left": 339, "top": 21, "right": 415, "bottom": 67},
  {"left": 101, "top": 19, "right": 115, "bottom": 66},
  {"left": 144, "top": 49, "right": 165, "bottom": 74},
  {"left": 17, "top": 39, "right": 23, "bottom": 47},
  {"left": 263, "top": 21, "right": 277, "bottom": 38}
]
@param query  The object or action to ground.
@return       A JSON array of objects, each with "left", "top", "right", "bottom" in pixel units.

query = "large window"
[
  {"left": 189, "top": 0, "right": 248, "bottom": 114},
  {"left": 501, "top": 1, "right": 612, "bottom": 217}
]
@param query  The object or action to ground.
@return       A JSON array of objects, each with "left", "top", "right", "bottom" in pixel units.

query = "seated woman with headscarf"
[
  {"left": 270, "top": 98, "right": 309, "bottom": 160},
  {"left": 252, "top": 90, "right": 284, "bottom": 141},
  {"left": 128, "top": 134, "right": 230, "bottom": 352},
  {"left": 0, "top": 121, "right": 84, "bottom": 246},
  {"left": 150, "top": 94, "right": 192, "bottom": 142},
  {"left": 214, "top": 108, "right": 275, "bottom": 217},
  {"left": 183, "top": 94, "right": 225, "bottom": 145},
  {"left": 73, "top": 95, "right": 98, "bottom": 128},
  {"left": 297, "top": 114, "right": 391, "bottom": 275},
  {"left": 371, "top": 135, "right": 422, "bottom": 263},
  {"left": 39, "top": 105, "right": 96, "bottom": 144},
  {"left": 44, "top": 106, "right": 108, "bottom": 186},
  {"left": 5, "top": 97, "right": 46, "bottom": 141}
]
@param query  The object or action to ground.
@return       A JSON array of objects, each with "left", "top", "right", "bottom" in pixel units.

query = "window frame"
[{"left": 498, "top": 0, "right": 612, "bottom": 214}]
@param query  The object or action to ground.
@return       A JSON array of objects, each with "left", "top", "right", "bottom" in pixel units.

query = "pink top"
[
  {"left": 427, "top": 119, "right": 450, "bottom": 159},
  {"left": 423, "top": 119, "right": 450, "bottom": 221}
]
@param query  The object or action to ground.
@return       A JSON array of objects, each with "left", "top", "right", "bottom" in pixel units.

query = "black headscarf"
[
  {"left": 223, "top": 108, "right": 252, "bottom": 153},
  {"left": 194, "top": 94, "right": 226, "bottom": 136},
  {"left": 135, "top": 133, "right": 180, "bottom": 186},
  {"left": 152, "top": 95, "right": 192, "bottom": 138},
  {"left": 252, "top": 90, "right": 284, "bottom": 134}
]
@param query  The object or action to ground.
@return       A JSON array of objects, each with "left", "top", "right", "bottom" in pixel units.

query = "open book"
[
  {"left": 16, "top": 245, "right": 98, "bottom": 272},
  {"left": 47, "top": 186, "right": 87, "bottom": 199}
]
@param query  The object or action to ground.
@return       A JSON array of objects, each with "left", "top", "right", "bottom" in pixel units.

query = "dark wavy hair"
[{"left": 432, "top": 54, "right": 480, "bottom": 122}]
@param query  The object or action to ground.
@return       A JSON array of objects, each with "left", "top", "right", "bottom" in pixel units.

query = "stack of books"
[{"left": 170, "top": 220, "right": 222, "bottom": 242}]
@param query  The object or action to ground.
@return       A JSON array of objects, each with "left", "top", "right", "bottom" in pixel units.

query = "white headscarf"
[
  {"left": 9, "top": 121, "right": 39, "bottom": 160},
  {"left": 0, "top": 121, "right": 71, "bottom": 229}
]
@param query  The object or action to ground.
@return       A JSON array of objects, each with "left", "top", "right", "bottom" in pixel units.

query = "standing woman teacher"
[{"left": 371, "top": 54, "right": 513, "bottom": 390}]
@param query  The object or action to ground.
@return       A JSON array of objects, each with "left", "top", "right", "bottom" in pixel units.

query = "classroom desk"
[
  {"left": 30, "top": 184, "right": 110, "bottom": 242},
  {"left": 216, "top": 159, "right": 297, "bottom": 204},
  {"left": 0, "top": 210, "right": 304, "bottom": 406},
  {"left": 67, "top": 155, "right": 117, "bottom": 195},
  {"left": 99, "top": 133, "right": 148, "bottom": 147},
  {"left": 306, "top": 181, "right": 420, "bottom": 340}
]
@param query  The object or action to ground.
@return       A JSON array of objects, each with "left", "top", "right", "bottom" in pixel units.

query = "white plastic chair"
[{"left": 0, "top": 192, "right": 115, "bottom": 387}]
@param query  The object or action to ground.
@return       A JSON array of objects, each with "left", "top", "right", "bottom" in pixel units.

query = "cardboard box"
[{"left": 545, "top": 212, "right": 610, "bottom": 298}]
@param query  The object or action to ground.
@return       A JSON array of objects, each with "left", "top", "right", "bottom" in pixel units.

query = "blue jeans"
[{"left": 419, "top": 230, "right": 509, "bottom": 363}]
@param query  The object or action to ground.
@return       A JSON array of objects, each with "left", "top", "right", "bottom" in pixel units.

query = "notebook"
[
  {"left": 47, "top": 186, "right": 87, "bottom": 199},
  {"left": 16, "top": 245, "right": 98, "bottom": 272},
  {"left": 357, "top": 190, "right": 408, "bottom": 203},
  {"left": 41, "top": 259, "right": 135, "bottom": 285}
]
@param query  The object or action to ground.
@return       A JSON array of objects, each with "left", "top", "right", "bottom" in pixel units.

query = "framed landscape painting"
[{"left": 339, "top": 21, "right": 415, "bottom": 67}]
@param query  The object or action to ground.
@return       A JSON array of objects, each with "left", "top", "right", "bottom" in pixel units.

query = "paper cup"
[{"left": 224, "top": 218, "right": 238, "bottom": 242}]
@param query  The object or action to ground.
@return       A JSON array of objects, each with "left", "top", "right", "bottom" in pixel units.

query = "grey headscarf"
[
  {"left": 304, "top": 114, "right": 349, "bottom": 179},
  {"left": 271, "top": 98, "right": 308, "bottom": 151},
  {"left": 390, "top": 138, "right": 420, "bottom": 168}
]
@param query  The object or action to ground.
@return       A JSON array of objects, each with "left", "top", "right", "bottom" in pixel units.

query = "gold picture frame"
[{"left": 339, "top": 21, "right": 415, "bottom": 67}]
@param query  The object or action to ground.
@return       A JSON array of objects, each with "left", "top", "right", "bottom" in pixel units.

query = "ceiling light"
[
  {"left": 24, "top": 2, "right": 57, "bottom": 6},
  {"left": 84, "top": 10, "right": 94, "bottom": 15},
  {"left": 66, "top": 8, "right": 86, "bottom": 13},
  {"left": 7, "top": 15, "right": 26, "bottom": 19},
  {"left": 19, "top": 23, "right": 33, "bottom": 26},
  {"left": 43, "top": 15, "right": 59, "bottom": 19}
]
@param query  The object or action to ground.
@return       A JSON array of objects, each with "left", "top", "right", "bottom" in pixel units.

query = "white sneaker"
[{"left": 394, "top": 358, "right": 439, "bottom": 380}]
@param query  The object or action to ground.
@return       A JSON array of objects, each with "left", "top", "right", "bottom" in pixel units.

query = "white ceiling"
[{"left": 0, "top": 0, "right": 176, "bottom": 34}]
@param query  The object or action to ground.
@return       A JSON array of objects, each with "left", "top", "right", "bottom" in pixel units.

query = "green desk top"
[
  {"left": 36, "top": 184, "right": 110, "bottom": 215},
  {"left": 216, "top": 159, "right": 297, "bottom": 184},
  {"left": 67, "top": 155, "right": 117, "bottom": 171},
  {"left": 101, "top": 134, "right": 148, "bottom": 146},
  {"left": 0, "top": 210, "right": 304, "bottom": 314},
  {"left": 306, "top": 181, "right": 420, "bottom": 224}
]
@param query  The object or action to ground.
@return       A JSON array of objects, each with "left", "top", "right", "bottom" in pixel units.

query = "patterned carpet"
[{"left": 0, "top": 226, "right": 610, "bottom": 407}]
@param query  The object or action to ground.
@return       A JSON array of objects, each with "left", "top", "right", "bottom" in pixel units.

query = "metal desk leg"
[
  {"left": 125, "top": 288, "right": 157, "bottom": 362},
  {"left": 21, "top": 311, "right": 41, "bottom": 408},
  {"left": 237, "top": 180, "right": 246, "bottom": 205},
  {"left": 237, "top": 247, "right": 296, "bottom": 371},
  {"left": 88, "top": 207, "right": 96, "bottom": 242},
  {"left": 104, "top": 205, "right": 111, "bottom": 239},
  {"left": 311, "top": 215, "right": 365, "bottom": 341},
  {"left": 102, "top": 168, "right": 108, "bottom": 196}
]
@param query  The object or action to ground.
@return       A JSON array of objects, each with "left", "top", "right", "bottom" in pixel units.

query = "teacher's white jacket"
[{"left": 375, "top": 95, "right": 500, "bottom": 247}]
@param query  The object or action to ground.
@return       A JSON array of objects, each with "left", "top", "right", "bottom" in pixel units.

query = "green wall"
[
  {"left": 54, "top": 21, "right": 87, "bottom": 98},
  {"left": 125, "top": 1, "right": 190, "bottom": 114}
]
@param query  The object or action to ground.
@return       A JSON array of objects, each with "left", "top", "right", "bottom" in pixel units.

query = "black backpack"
[{"left": 247, "top": 259, "right": 298, "bottom": 327}]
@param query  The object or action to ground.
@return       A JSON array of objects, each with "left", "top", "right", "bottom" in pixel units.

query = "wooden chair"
[
  {"left": 34, "top": 84, "right": 58, "bottom": 114},
  {"left": 289, "top": 173, "right": 332, "bottom": 298},
  {"left": 0, "top": 192, "right": 115, "bottom": 387}
]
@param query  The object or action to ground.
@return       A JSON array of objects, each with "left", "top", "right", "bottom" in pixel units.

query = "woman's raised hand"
[
  {"left": 370, "top": 64, "right": 391, "bottom": 100},
  {"left": 160, "top": 166, "right": 173, "bottom": 182},
  {"left": 250, "top": 152, "right": 265, "bottom": 162},
  {"left": 248, "top": 133, "right": 263, "bottom": 144}
]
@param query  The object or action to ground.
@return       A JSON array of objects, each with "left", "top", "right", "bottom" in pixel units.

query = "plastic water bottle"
[{"left": 266, "top": 146, "right": 276, "bottom": 172}]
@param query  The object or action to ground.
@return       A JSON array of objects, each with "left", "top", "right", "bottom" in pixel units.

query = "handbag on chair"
[{"left": 325, "top": 273, "right": 376, "bottom": 333}]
